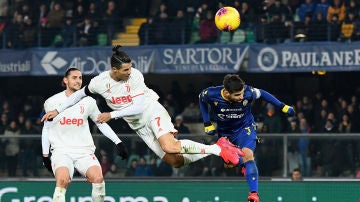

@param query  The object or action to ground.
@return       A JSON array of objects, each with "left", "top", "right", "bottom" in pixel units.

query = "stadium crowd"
[
  {"left": 0, "top": 79, "right": 359, "bottom": 178},
  {"left": 1, "top": 0, "right": 360, "bottom": 48}
]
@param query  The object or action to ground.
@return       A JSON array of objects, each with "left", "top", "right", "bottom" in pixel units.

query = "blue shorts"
[{"left": 220, "top": 123, "right": 257, "bottom": 151}]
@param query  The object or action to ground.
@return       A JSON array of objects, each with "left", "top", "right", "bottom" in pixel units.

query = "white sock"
[
  {"left": 183, "top": 153, "right": 211, "bottom": 165},
  {"left": 179, "top": 139, "right": 221, "bottom": 155},
  {"left": 53, "top": 187, "right": 66, "bottom": 202},
  {"left": 92, "top": 182, "right": 106, "bottom": 202}
]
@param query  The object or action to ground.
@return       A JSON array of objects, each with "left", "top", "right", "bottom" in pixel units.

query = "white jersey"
[
  {"left": 87, "top": 68, "right": 160, "bottom": 129},
  {"left": 44, "top": 91, "right": 100, "bottom": 154}
]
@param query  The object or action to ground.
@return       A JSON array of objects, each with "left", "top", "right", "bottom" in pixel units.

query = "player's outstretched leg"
[
  {"left": 216, "top": 137, "right": 244, "bottom": 165},
  {"left": 247, "top": 192, "right": 260, "bottom": 202}
]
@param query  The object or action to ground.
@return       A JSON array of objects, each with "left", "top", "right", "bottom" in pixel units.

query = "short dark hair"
[
  {"left": 111, "top": 45, "right": 131, "bottom": 69},
  {"left": 62, "top": 67, "right": 80, "bottom": 87},
  {"left": 223, "top": 74, "right": 245, "bottom": 93}
]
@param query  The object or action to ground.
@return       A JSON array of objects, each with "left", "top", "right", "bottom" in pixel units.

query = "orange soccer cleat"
[
  {"left": 247, "top": 192, "right": 260, "bottom": 202},
  {"left": 216, "top": 137, "right": 244, "bottom": 165}
]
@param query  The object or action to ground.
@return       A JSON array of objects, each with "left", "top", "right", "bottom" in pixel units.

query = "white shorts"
[
  {"left": 135, "top": 102, "right": 178, "bottom": 159},
  {"left": 51, "top": 152, "right": 100, "bottom": 178}
]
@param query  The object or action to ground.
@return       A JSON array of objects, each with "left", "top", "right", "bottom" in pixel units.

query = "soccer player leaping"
[
  {"left": 42, "top": 46, "right": 244, "bottom": 171},
  {"left": 42, "top": 68, "right": 129, "bottom": 202},
  {"left": 199, "top": 74, "right": 295, "bottom": 202}
]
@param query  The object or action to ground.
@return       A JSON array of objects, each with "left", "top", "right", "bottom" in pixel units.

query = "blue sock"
[{"left": 245, "top": 160, "right": 258, "bottom": 192}]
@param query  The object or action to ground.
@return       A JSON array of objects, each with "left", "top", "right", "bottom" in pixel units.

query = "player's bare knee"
[
  {"left": 160, "top": 142, "right": 177, "bottom": 153},
  {"left": 163, "top": 154, "right": 184, "bottom": 168},
  {"left": 57, "top": 178, "right": 71, "bottom": 187},
  {"left": 90, "top": 176, "right": 104, "bottom": 184}
]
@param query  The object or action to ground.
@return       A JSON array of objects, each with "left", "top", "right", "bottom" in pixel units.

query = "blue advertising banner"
[
  {"left": 248, "top": 42, "right": 360, "bottom": 72},
  {"left": 0, "top": 50, "right": 31, "bottom": 76},
  {"left": 31, "top": 47, "right": 154, "bottom": 76},
  {"left": 2, "top": 42, "right": 360, "bottom": 76},
  {"left": 152, "top": 44, "right": 248, "bottom": 73},
  {"left": 0, "top": 44, "right": 247, "bottom": 76}
]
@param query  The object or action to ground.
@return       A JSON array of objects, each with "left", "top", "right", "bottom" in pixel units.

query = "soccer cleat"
[
  {"left": 216, "top": 137, "right": 244, "bottom": 165},
  {"left": 247, "top": 192, "right": 260, "bottom": 202}
]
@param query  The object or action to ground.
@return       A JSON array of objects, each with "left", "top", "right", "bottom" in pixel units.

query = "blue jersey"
[{"left": 199, "top": 85, "right": 260, "bottom": 136}]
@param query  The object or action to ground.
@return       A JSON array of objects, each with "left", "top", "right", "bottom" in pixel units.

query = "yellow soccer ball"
[{"left": 215, "top": 6, "right": 241, "bottom": 32}]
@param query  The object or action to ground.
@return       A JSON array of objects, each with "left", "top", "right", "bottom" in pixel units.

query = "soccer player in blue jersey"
[{"left": 199, "top": 74, "right": 294, "bottom": 202}]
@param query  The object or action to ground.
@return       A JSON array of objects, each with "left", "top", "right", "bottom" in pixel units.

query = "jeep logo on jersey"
[
  {"left": 111, "top": 95, "right": 132, "bottom": 104},
  {"left": 41, "top": 51, "right": 68, "bottom": 75},
  {"left": 60, "top": 117, "right": 84, "bottom": 126}
]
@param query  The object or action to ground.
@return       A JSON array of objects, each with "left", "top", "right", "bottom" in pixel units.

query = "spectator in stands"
[
  {"left": 153, "top": 11, "right": 171, "bottom": 44},
  {"left": 339, "top": 11, "right": 356, "bottom": 41},
  {"left": 346, "top": 104, "right": 360, "bottom": 132},
  {"left": 22, "top": 17, "right": 37, "bottom": 48},
  {"left": 5, "top": 12, "right": 25, "bottom": 49},
  {"left": 328, "top": 14, "right": 342, "bottom": 41},
  {"left": 327, "top": 0, "right": 346, "bottom": 22},
  {"left": 254, "top": 14, "right": 269, "bottom": 43},
  {"left": 88, "top": 2, "right": 102, "bottom": 28},
  {"left": 338, "top": 113, "right": 352, "bottom": 133},
  {"left": 78, "top": 16, "right": 98, "bottom": 46},
  {"left": 314, "top": 0, "right": 329, "bottom": 21},
  {"left": 3, "top": 120, "right": 20, "bottom": 176},
  {"left": 173, "top": 115, "right": 190, "bottom": 134},
  {"left": 138, "top": 16, "right": 156, "bottom": 45},
  {"left": 267, "top": 12, "right": 287, "bottom": 43},
  {"left": 314, "top": 109, "right": 329, "bottom": 132},
  {"left": 169, "top": 9, "right": 189, "bottom": 44},
  {"left": 181, "top": 102, "right": 201, "bottom": 122},
  {"left": 57, "top": 17, "right": 76, "bottom": 47},
  {"left": 36, "top": 3, "right": 49, "bottom": 25},
  {"left": 298, "top": 0, "right": 315, "bottom": 21},
  {"left": 46, "top": 2, "right": 65, "bottom": 42},
  {"left": 287, "top": 120, "right": 300, "bottom": 173},
  {"left": 196, "top": 10, "right": 218, "bottom": 44},
  {"left": 323, "top": 118, "right": 338, "bottom": 133},
  {"left": 0, "top": 113, "right": 8, "bottom": 134},
  {"left": 291, "top": 168, "right": 303, "bottom": 181},
  {"left": 102, "top": 0, "right": 121, "bottom": 45},
  {"left": 134, "top": 156, "right": 154, "bottom": 176},
  {"left": 263, "top": 104, "right": 283, "bottom": 133},
  {"left": 73, "top": 4, "right": 86, "bottom": 28},
  {"left": 238, "top": 1, "right": 256, "bottom": 29},
  {"left": 125, "top": 158, "right": 138, "bottom": 176},
  {"left": 19, "top": 119, "right": 39, "bottom": 176},
  {"left": 100, "top": 153, "right": 111, "bottom": 176},
  {"left": 267, "top": 0, "right": 292, "bottom": 22},
  {"left": 155, "top": 160, "right": 173, "bottom": 176},
  {"left": 346, "top": 0, "right": 359, "bottom": 19},
  {"left": 309, "top": 12, "right": 328, "bottom": 41},
  {"left": 104, "top": 164, "right": 123, "bottom": 178},
  {"left": 298, "top": 117, "right": 312, "bottom": 176}
]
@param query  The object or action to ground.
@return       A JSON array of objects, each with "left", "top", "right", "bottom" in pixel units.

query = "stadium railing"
[{"left": 0, "top": 133, "right": 359, "bottom": 179}]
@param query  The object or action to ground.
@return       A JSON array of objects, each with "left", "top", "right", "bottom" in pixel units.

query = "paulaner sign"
[{"left": 248, "top": 42, "right": 360, "bottom": 72}]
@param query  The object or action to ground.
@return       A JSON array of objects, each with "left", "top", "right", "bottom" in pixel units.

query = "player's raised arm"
[
  {"left": 198, "top": 89, "right": 216, "bottom": 136},
  {"left": 258, "top": 88, "right": 295, "bottom": 116},
  {"left": 41, "top": 86, "right": 89, "bottom": 122},
  {"left": 97, "top": 93, "right": 145, "bottom": 123}
]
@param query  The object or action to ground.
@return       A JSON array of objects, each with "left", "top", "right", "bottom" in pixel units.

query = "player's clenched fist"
[
  {"left": 280, "top": 103, "right": 295, "bottom": 116},
  {"left": 42, "top": 156, "right": 53, "bottom": 174},
  {"left": 116, "top": 142, "right": 129, "bottom": 160},
  {"left": 204, "top": 122, "right": 216, "bottom": 135}
]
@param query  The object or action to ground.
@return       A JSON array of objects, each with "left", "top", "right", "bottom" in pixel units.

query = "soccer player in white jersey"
[
  {"left": 42, "top": 46, "right": 244, "bottom": 168},
  {"left": 41, "top": 67, "right": 129, "bottom": 202}
]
